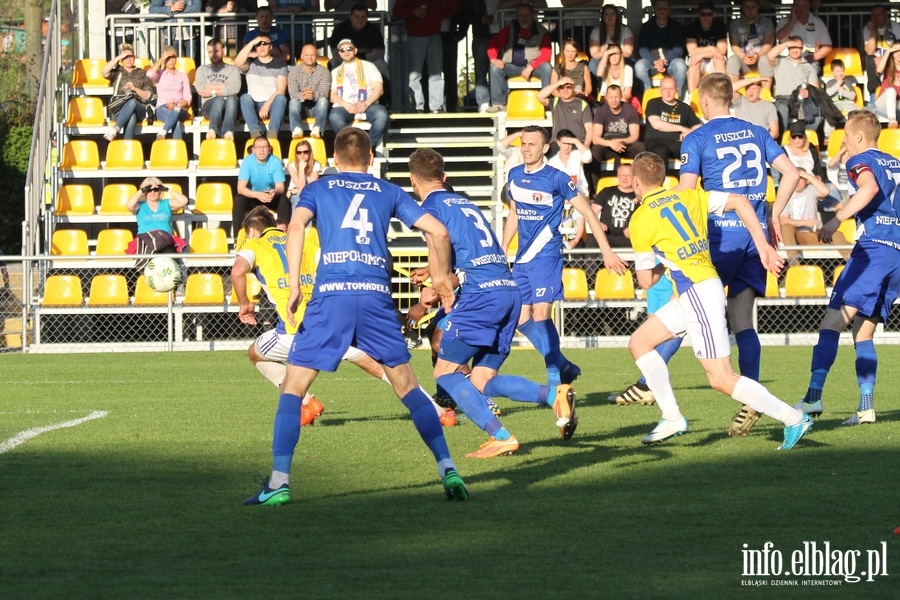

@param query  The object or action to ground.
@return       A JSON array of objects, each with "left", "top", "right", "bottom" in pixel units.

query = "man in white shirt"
[
  {"left": 774, "top": 0, "right": 832, "bottom": 74},
  {"left": 329, "top": 39, "right": 389, "bottom": 149}
]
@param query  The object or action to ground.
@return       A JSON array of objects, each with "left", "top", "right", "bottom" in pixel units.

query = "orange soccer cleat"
[{"left": 300, "top": 394, "right": 325, "bottom": 426}]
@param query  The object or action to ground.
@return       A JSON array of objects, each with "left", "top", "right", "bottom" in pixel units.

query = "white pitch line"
[{"left": 0, "top": 410, "right": 109, "bottom": 454}]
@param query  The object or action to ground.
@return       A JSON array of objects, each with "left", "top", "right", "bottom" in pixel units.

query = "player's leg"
[
  {"left": 724, "top": 284, "right": 765, "bottom": 436},
  {"left": 845, "top": 316, "right": 879, "bottom": 425},
  {"left": 249, "top": 331, "right": 323, "bottom": 426},
  {"left": 513, "top": 257, "right": 571, "bottom": 385},
  {"left": 798, "top": 306, "right": 856, "bottom": 416}
]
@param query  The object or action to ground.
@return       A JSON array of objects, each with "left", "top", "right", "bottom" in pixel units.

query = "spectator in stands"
[
  {"left": 236, "top": 35, "right": 289, "bottom": 140},
  {"left": 727, "top": 0, "right": 775, "bottom": 84},
  {"left": 589, "top": 85, "right": 645, "bottom": 187},
  {"left": 392, "top": 0, "right": 459, "bottom": 114},
  {"left": 269, "top": 0, "right": 319, "bottom": 53},
  {"left": 101, "top": 43, "right": 155, "bottom": 142},
  {"left": 590, "top": 163, "right": 636, "bottom": 251},
  {"left": 287, "top": 139, "right": 322, "bottom": 204},
  {"left": 824, "top": 59, "right": 860, "bottom": 117},
  {"left": 634, "top": 0, "right": 687, "bottom": 99},
  {"left": 441, "top": 7, "right": 468, "bottom": 112},
  {"left": 551, "top": 39, "right": 592, "bottom": 103},
  {"left": 774, "top": 0, "right": 831, "bottom": 75},
  {"left": 234, "top": 137, "right": 291, "bottom": 236},
  {"left": 497, "top": 130, "right": 524, "bottom": 205},
  {"left": 548, "top": 128, "right": 592, "bottom": 200},
  {"left": 685, "top": 2, "right": 728, "bottom": 94},
  {"left": 863, "top": 5, "right": 900, "bottom": 99},
  {"left": 643, "top": 74, "right": 702, "bottom": 167},
  {"left": 782, "top": 121, "right": 826, "bottom": 182},
  {"left": 471, "top": 0, "right": 499, "bottom": 113},
  {"left": 288, "top": 43, "right": 331, "bottom": 139},
  {"left": 874, "top": 42, "right": 900, "bottom": 129},
  {"left": 537, "top": 77, "right": 592, "bottom": 149},
  {"left": 825, "top": 142, "right": 850, "bottom": 209},
  {"left": 243, "top": 5, "right": 291, "bottom": 60},
  {"left": 146, "top": 46, "right": 192, "bottom": 141},
  {"left": 149, "top": 0, "right": 203, "bottom": 60},
  {"left": 486, "top": 2, "right": 552, "bottom": 113},
  {"left": 125, "top": 176, "right": 190, "bottom": 257},
  {"left": 596, "top": 44, "right": 637, "bottom": 113},
  {"left": 732, "top": 77, "right": 779, "bottom": 139},
  {"left": 588, "top": 5, "right": 634, "bottom": 79},
  {"left": 328, "top": 3, "right": 389, "bottom": 84},
  {"left": 194, "top": 38, "right": 241, "bottom": 141},
  {"left": 329, "top": 39, "right": 389, "bottom": 150},
  {"left": 767, "top": 36, "right": 819, "bottom": 133},
  {"left": 778, "top": 168, "right": 849, "bottom": 265},
  {"left": 206, "top": 1, "right": 255, "bottom": 57}
]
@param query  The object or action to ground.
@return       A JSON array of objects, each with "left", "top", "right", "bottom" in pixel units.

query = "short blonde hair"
[
  {"left": 846, "top": 109, "right": 882, "bottom": 145},
  {"left": 698, "top": 72, "right": 733, "bottom": 108},
  {"left": 632, "top": 152, "right": 666, "bottom": 188},
  {"left": 118, "top": 43, "right": 134, "bottom": 54}
]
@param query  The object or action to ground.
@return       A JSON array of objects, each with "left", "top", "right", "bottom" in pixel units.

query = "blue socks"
[
  {"left": 483, "top": 375, "right": 548, "bottom": 405},
  {"left": 855, "top": 340, "right": 877, "bottom": 411},
  {"left": 272, "top": 392, "right": 303, "bottom": 475},
  {"left": 734, "top": 329, "right": 761, "bottom": 381},
  {"left": 401, "top": 388, "right": 451, "bottom": 463},
  {"left": 519, "top": 318, "right": 564, "bottom": 384},
  {"left": 437, "top": 373, "right": 502, "bottom": 435},
  {"left": 805, "top": 329, "right": 840, "bottom": 402}
]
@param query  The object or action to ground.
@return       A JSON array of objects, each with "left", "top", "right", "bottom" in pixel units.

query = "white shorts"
[
  {"left": 254, "top": 328, "right": 368, "bottom": 364},
  {"left": 653, "top": 278, "right": 730, "bottom": 360}
]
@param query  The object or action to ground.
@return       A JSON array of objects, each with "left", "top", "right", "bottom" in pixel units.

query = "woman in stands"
[
  {"left": 874, "top": 41, "right": 900, "bottom": 129},
  {"left": 551, "top": 39, "right": 593, "bottom": 103},
  {"left": 782, "top": 121, "right": 826, "bottom": 181},
  {"left": 597, "top": 44, "right": 638, "bottom": 113},
  {"left": 286, "top": 140, "right": 322, "bottom": 205},
  {"left": 147, "top": 46, "right": 193, "bottom": 140},
  {"left": 588, "top": 4, "right": 634, "bottom": 71},
  {"left": 125, "top": 176, "right": 189, "bottom": 258},
  {"left": 101, "top": 43, "right": 155, "bottom": 141}
]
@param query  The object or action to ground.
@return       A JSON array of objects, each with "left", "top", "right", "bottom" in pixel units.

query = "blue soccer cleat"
[
  {"left": 778, "top": 414, "right": 814, "bottom": 451},
  {"left": 243, "top": 479, "right": 290, "bottom": 506}
]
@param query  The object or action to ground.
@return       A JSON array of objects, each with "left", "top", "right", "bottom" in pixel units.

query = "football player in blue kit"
[
  {"left": 678, "top": 72, "right": 801, "bottom": 437},
  {"left": 790, "top": 110, "right": 900, "bottom": 426},
  {"left": 409, "top": 148, "right": 578, "bottom": 458},
  {"left": 501, "top": 125, "right": 627, "bottom": 387},
  {"left": 244, "top": 128, "right": 469, "bottom": 506}
]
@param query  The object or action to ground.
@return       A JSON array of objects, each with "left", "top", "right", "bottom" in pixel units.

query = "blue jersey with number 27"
[{"left": 297, "top": 172, "right": 426, "bottom": 297}]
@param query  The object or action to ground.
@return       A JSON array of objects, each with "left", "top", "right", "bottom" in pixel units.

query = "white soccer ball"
[{"left": 144, "top": 257, "right": 181, "bottom": 293}]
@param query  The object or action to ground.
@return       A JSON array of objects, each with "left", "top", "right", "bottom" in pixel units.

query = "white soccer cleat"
[
  {"left": 641, "top": 417, "right": 688, "bottom": 445},
  {"left": 842, "top": 409, "right": 875, "bottom": 426}
]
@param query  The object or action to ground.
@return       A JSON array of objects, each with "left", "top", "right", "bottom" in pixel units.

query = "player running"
[
  {"left": 627, "top": 152, "right": 813, "bottom": 450},
  {"left": 790, "top": 110, "right": 900, "bottom": 425},
  {"left": 244, "top": 128, "right": 467, "bottom": 506}
]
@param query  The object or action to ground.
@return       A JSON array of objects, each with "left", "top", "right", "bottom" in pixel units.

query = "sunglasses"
[
  {"left": 122, "top": 55, "right": 135, "bottom": 59},
  {"left": 296, "top": 149, "right": 310, "bottom": 154},
  {"left": 339, "top": 46, "right": 355, "bottom": 52},
  {"left": 256, "top": 41, "right": 271, "bottom": 46},
  {"left": 791, "top": 134, "right": 806, "bottom": 139}
]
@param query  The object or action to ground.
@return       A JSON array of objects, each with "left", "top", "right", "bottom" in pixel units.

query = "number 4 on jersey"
[{"left": 341, "top": 193, "right": 374, "bottom": 244}]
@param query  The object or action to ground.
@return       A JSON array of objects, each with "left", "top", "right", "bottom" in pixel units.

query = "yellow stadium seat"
[
  {"left": 54, "top": 185, "right": 95, "bottom": 216},
  {"left": 100, "top": 183, "right": 138, "bottom": 215},
  {"left": 193, "top": 183, "right": 234, "bottom": 216},
  {"left": 507, "top": 75, "right": 542, "bottom": 89},
  {"left": 506, "top": 232, "right": 518, "bottom": 254},
  {"left": 506, "top": 90, "right": 546, "bottom": 120},
  {"left": 822, "top": 48, "right": 864, "bottom": 78},
  {"left": 95, "top": 229, "right": 134, "bottom": 255},
  {"left": 244, "top": 137, "right": 283, "bottom": 160},
  {"left": 190, "top": 228, "right": 228, "bottom": 254},
  {"left": 781, "top": 129, "right": 819, "bottom": 147},
  {"left": 71, "top": 59, "right": 108, "bottom": 89},
  {"left": 87, "top": 274, "right": 129, "bottom": 306},
  {"left": 149, "top": 139, "right": 189, "bottom": 169},
  {"left": 595, "top": 176, "right": 619, "bottom": 195},
  {"left": 230, "top": 272, "right": 263, "bottom": 304},
  {"left": 878, "top": 128, "right": 900, "bottom": 154},
  {"left": 837, "top": 217, "right": 857, "bottom": 244},
  {"left": 42, "top": 275, "right": 84, "bottom": 306},
  {"left": 765, "top": 271, "right": 780, "bottom": 298},
  {"left": 316, "top": 55, "right": 329, "bottom": 68},
  {"left": 832, "top": 263, "right": 845, "bottom": 287},
  {"left": 65, "top": 97, "right": 106, "bottom": 127},
  {"left": 288, "top": 137, "right": 327, "bottom": 166},
  {"left": 198, "top": 139, "right": 238, "bottom": 169},
  {"left": 133, "top": 57, "right": 152, "bottom": 70},
  {"left": 105, "top": 139, "right": 145, "bottom": 170},
  {"left": 183, "top": 273, "right": 225, "bottom": 305},
  {"left": 641, "top": 87, "right": 662, "bottom": 117},
  {"left": 594, "top": 269, "right": 635, "bottom": 300},
  {"left": 784, "top": 265, "right": 826, "bottom": 297},
  {"left": 60, "top": 140, "right": 100, "bottom": 170},
  {"left": 175, "top": 56, "right": 196, "bottom": 84},
  {"left": 765, "top": 174, "right": 775, "bottom": 202},
  {"left": 689, "top": 88, "right": 704, "bottom": 120},
  {"left": 51, "top": 229, "right": 89, "bottom": 256},
  {"left": 562, "top": 268, "right": 589, "bottom": 300},
  {"left": 134, "top": 276, "right": 169, "bottom": 306},
  {"left": 826, "top": 128, "right": 845, "bottom": 160}
]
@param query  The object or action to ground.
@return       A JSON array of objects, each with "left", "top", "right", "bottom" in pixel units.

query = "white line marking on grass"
[{"left": 0, "top": 410, "right": 109, "bottom": 454}]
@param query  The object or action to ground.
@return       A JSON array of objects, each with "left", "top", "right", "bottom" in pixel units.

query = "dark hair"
[
  {"left": 522, "top": 125, "right": 549, "bottom": 145},
  {"left": 409, "top": 148, "right": 444, "bottom": 182},
  {"left": 830, "top": 58, "right": 845, "bottom": 69},
  {"left": 556, "top": 128, "right": 576, "bottom": 140},
  {"left": 597, "top": 4, "right": 623, "bottom": 46},
  {"left": 207, "top": 38, "right": 223, "bottom": 48},
  {"left": 697, "top": 1, "right": 715, "bottom": 12},
  {"left": 243, "top": 205, "right": 278, "bottom": 232},
  {"left": 334, "top": 127, "right": 371, "bottom": 166},
  {"left": 350, "top": 2, "right": 369, "bottom": 14}
]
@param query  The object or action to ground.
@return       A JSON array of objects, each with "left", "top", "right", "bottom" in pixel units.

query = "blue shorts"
[
  {"left": 709, "top": 231, "right": 766, "bottom": 298},
  {"left": 438, "top": 289, "right": 521, "bottom": 370},
  {"left": 512, "top": 255, "right": 564, "bottom": 304},
  {"left": 829, "top": 241, "right": 900, "bottom": 322},
  {"left": 288, "top": 293, "right": 409, "bottom": 371}
]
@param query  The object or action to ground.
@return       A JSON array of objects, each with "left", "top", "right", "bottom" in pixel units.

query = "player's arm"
[
  {"left": 231, "top": 256, "right": 257, "bottom": 325},
  {"left": 819, "top": 169, "right": 878, "bottom": 244},
  {"left": 411, "top": 213, "right": 455, "bottom": 312},
  {"left": 768, "top": 154, "right": 801, "bottom": 247},
  {"left": 721, "top": 191, "right": 784, "bottom": 277},
  {"left": 285, "top": 207, "right": 314, "bottom": 327},
  {"left": 635, "top": 261, "right": 665, "bottom": 291},
  {"left": 675, "top": 172, "right": 699, "bottom": 191},
  {"left": 501, "top": 199, "right": 518, "bottom": 254},
  {"left": 570, "top": 194, "right": 627, "bottom": 275}
]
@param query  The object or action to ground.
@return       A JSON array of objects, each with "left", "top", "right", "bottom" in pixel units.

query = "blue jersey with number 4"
[
  {"left": 680, "top": 115, "right": 784, "bottom": 238},
  {"left": 421, "top": 189, "right": 517, "bottom": 294},
  {"left": 847, "top": 148, "right": 900, "bottom": 249},
  {"left": 507, "top": 163, "right": 578, "bottom": 263},
  {"left": 297, "top": 172, "right": 426, "bottom": 297}
]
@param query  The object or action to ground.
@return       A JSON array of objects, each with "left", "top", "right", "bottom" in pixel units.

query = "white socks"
[
  {"left": 732, "top": 376, "right": 802, "bottom": 426},
  {"left": 635, "top": 351, "right": 683, "bottom": 422},
  {"left": 255, "top": 361, "right": 286, "bottom": 387}
]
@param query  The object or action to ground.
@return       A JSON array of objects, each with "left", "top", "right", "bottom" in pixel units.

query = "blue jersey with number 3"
[
  {"left": 421, "top": 189, "right": 517, "bottom": 294},
  {"left": 297, "top": 172, "right": 426, "bottom": 297}
]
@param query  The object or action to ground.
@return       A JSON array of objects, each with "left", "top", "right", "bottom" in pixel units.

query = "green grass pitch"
[{"left": 0, "top": 347, "right": 898, "bottom": 599}]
